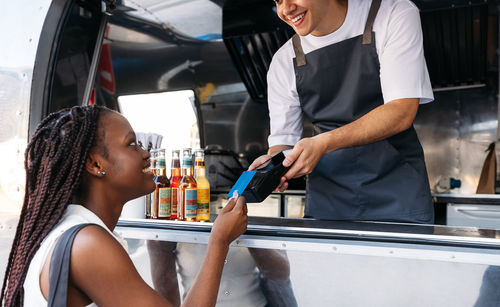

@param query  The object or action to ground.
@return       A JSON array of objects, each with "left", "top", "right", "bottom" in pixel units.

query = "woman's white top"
[
  {"left": 176, "top": 243, "right": 268, "bottom": 307},
  {"left": 23, "top": 205, "right": 127, "bottom": 307}
]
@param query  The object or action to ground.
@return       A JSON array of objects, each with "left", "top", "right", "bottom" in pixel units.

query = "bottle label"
[
  {"left": 171, "top": 188, "right": 178, "bottom": 216},
  {"left": 157, "top": 158, "right": 166, "bottom": 169},
  {"left": 197, "top": 188, "right": 210, "bottom": 217},
  {"left": 183, "top": 158, "right": 192, "bottom": 167},
  {"left": 195, "top": 159, "right": 205, "bottom": 168},
  {"left": 185, "top": 188, "right": 197, "bottom": 218},
  {"left": 159, "top": 187, "right": 171, "bottom": 217}
]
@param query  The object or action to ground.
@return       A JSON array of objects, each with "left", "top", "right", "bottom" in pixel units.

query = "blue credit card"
[{"left": 227, "top": 171, "right": 257, "bottom": 198}]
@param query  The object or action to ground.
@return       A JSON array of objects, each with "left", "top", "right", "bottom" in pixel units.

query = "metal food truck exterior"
[{"left": 2, "top": 0, "right": 500, "bottom": 306}]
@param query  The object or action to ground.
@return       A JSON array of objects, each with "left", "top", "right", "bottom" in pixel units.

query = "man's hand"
[
  {"left": 282, "top": 135, "right": 328, "bottom": 181},
  {"left": 249, "top": 154, "right": 289, "bottom": 192}
]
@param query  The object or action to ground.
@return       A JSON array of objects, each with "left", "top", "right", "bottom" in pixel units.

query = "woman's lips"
[{"left": 142, "top": 166, "right": 154, "bottom": 176}]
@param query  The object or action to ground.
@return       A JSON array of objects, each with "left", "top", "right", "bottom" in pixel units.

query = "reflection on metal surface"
[
  {"left": 117, "top": 217, "right": 500, "bottom": 249},
  {"left": 145, "top": 240, "right": 292, "bottom": 307},
  {"left": 122, "top": 0, "right": 222, "bottom": 39},
  {"left": 448, "top": 204, "right": 500, "bottom": 229},
  {"left": 434, "top": 193, "right": 500, "bottom": 205},
  {"left": 0, "top": 214, "right": 20, "bottom": 285},
  {"left": 0, "top": 0, "right": 51, "bottom": 214},
  {"left": 106, "top": 23, "right": 164, "bottom": 44},
  {"left": 415, "top": 89, "right": 498, "bottom": 194},
  {"left": 433, "top": 84, "right": 487, "bottom": 92},
  {"left": 122, "top": 230, "right": 500, "bottom": 306}
]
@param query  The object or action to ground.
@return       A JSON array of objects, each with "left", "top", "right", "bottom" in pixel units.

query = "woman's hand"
[{"left": 210, "top": 193, "right": 248, "bottom": 246}]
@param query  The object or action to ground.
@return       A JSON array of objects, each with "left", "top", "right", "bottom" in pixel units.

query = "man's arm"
[{"left": 283, "top": 98, "right": 419, "bottom": 179}]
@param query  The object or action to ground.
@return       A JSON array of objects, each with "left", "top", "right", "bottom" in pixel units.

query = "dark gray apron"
[{"left": 293, "top": 0, "right": 434, "bottom": 223}]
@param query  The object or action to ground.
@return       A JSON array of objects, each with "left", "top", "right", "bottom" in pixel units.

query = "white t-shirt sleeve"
[
  {"left": 379, "top": 2, "right": 434, "bottom": 104},
  {"left": 266, "top": 45, "right": 303, "bottom": 147}
]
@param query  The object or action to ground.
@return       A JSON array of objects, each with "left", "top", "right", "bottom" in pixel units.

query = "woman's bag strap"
[{"left": 47, "top": 223, "right": 98, "bottom": 307}]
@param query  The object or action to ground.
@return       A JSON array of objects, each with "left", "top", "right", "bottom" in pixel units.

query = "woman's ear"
[{"left": 85, "top": 152, "right": 106, "bottom": 177}]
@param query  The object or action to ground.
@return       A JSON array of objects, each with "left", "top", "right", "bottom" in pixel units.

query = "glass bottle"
[
  {"left": 145, "top": 149, "right": 157, "bottom": 219},
  {"left": 194, "top": 149, "right": 210, "bottom": 222},
  {"left": 170, "top": 150, "right": 182, "bottom": 220},
  {"left": 178, "top": 148, "right": 197, "bottom": 221},
  {"left": 153, "top": 149, "right": 171, "bottom": 219}
]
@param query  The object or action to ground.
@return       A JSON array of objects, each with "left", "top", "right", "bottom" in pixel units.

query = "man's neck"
[{"left": 311, "top": 0, "right": 348, "bottom": 37}]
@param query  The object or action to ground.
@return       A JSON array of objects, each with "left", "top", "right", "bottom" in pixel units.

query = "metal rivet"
[
  {"left": 155, "top": 234, "right": 158, "bottom": 238},
  {"left": 224, "top": 259, "right": 228, "bottom": 264},
  {"left": 389, "top": 250, "right": 394, "bottom": 254},
  {"left": 450, "top": 255, "right": 456, "bottom": 259},
  {"left": 282, "top": 243, "right": 286, "bottom": 248},
  {"left": 235, "top": 240, "right": 240, "bottom": 244},
  {"left": 29, "top": 38, "right": 32, "bottom": 42},
  {"left": 224, "top": 291, "right": 230, "bottom": 296},
  {"left": 332, "top": 246, "right": 337, "bottom": 251}
]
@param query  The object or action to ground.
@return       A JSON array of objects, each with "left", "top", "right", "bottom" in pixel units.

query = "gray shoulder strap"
[
  {"left": 362, "top": 0, "right": 382, "bottom": 45},
  {"left": 48, "top": 223, "right": 97, "bottom": 307},
  {"left": 292, "top": 34, "right": 306, "bottom": 67}
]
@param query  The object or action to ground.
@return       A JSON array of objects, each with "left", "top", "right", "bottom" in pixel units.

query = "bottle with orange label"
[
  {"left": 169, "top": 150, "right": 181, "bottom": 220},
  {"left": 178, "top": 148, "right": 197, "bottom": 221},
  {"left": 153, "top": 149, "right": 171, "bottom": 219},
  {"left": 194, "top": 149, "right": 210, "bottom": 222}
]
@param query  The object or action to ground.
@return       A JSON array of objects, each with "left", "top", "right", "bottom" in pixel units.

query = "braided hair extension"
[{"left": 1, "top": 105, "right": 111, "bottom": 306}]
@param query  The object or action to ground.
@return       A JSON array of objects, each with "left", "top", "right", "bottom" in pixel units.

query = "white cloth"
[
  {"left": 267, "top": 0, "right": 434, "bottom": 147},
  {"left": 176, "top": 243, "right": 267, "bottom": 307},
  {"left": 23, "top": 205, "right": 127, "bottom": 307}
]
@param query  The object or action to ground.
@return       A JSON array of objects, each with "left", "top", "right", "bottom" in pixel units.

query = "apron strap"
[
  {"left": 292, "top": 34, "right": 306, "bottom": 67},
  {"left": 362, "top": 0, "right": 382, "bottom": 45}
]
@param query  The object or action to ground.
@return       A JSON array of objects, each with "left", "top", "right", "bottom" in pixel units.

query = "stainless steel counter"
[
  {"left": 434, "top": 193, "right": 500, "bottom": 205},
  {"left": 116, "top": 217, "right": 500, "bottom": 306},
  {"left": 117, "top": 216, "right": 500, "bottom": 261}
]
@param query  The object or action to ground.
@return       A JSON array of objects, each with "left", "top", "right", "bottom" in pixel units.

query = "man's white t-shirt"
[{"left": 267, "top": 0, "right": 434, "bottom": 147}]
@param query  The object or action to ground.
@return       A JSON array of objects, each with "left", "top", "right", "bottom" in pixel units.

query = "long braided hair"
[{"left": 1, "top": 105, "right": 110, "bottom": 306}]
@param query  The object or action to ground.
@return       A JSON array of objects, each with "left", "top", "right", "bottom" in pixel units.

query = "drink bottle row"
[{"left": 146, "top": 148, "right": 210, "bottom": 222}]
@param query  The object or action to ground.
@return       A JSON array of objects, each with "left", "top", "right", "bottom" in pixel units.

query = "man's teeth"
[{"left": 291, "top": 13, "right": 304, "bottom": 23}]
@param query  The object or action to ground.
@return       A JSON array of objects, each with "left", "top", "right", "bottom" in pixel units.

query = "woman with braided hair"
[{"left": 1, "top": 105, "right": 248, "bottom": 307}]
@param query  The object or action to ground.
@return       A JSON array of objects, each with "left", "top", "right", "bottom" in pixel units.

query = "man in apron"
[{"left": 250, "top": 0, "right": 434, "bottom": 223}]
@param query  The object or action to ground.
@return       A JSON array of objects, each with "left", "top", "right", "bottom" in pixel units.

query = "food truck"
[{"left": 1, "top": 0, "right": 500, "bottom": 305}]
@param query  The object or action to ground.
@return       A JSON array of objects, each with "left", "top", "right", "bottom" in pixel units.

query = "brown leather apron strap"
[
  {"left": 362, "top": 0, "right": 382, "bottom": 45},
  {"left": 292, "top": 34, "right": 306, "bottom": 66}
]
